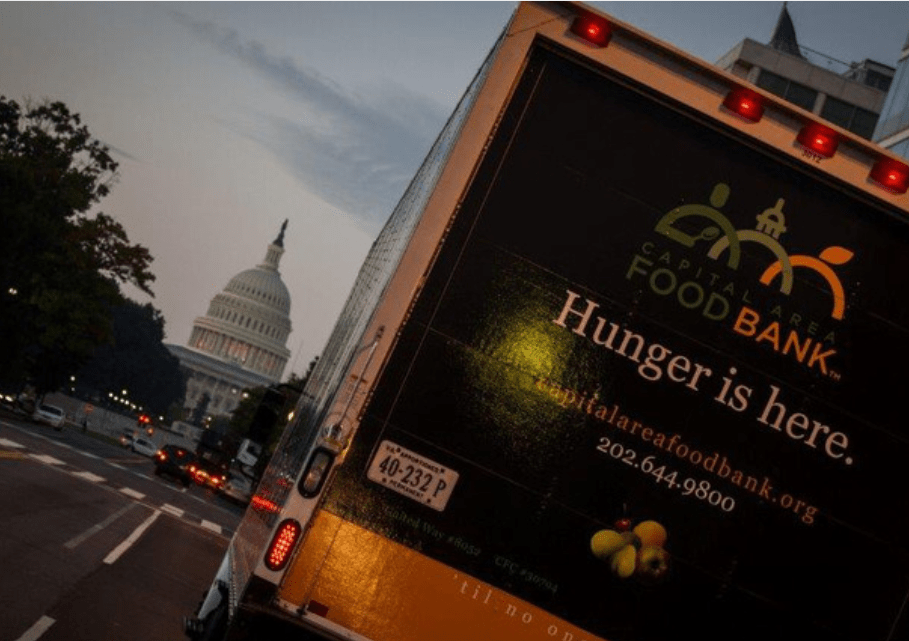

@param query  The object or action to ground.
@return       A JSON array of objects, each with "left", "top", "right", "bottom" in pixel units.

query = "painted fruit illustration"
[
  {"left": 590, "top": 529, "right": 633, "bottom": 561},
  {"left": 610, "top": 544, "right": 638, "bottom": 578},
  {"left": 633, "top": 520, "right": 667, "bottom": 548},
  {"left": 590, "top": 518, "right": 670, "bottom": 583},
  {"left": 636, "top": 546, "right": 670, "bottom": 583}
]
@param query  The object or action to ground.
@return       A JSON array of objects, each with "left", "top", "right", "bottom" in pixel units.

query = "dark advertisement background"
[{"left": 324, "top": 44, "right": 909, "bottom": 641}]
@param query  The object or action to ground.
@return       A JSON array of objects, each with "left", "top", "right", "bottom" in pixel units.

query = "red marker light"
[
  {"left": 796, "top": 122, "right": 838, "bottom": 158},
  {"left": 251, "top": 495, "right": 280, "bottom": 513},
  {"left": 570, "top": 14, "right": 612, "bottom": 47},
  {"left": 870, "top": 157, "right": 909, "bottom": 194},
  {"left": 722, "top": 88, "right": 764, "bottom": 123},
  {"left": 265, "top": 519, "right": 302, "bottom": 571}
]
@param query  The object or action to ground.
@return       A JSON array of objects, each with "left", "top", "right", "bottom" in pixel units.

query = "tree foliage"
[
  {"left": 227, "top": 360, "right": 317, "bottom": 446},
  {"left": 0, "top": 96, "right": 155, "bottom": 394},
  {"left": 75, "top": 300, "right": 185, "bottom": 416}
]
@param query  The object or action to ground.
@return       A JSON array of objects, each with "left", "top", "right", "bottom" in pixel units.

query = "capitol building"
[{"left": 167, "top": 222, "right": 293, "bottom": 418}]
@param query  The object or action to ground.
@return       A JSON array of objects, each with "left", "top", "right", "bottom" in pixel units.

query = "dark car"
[{"left": 154, "top": 444, "right": 195, "bottom": 486}]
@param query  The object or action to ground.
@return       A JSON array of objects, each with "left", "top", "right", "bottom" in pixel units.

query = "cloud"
[{"left": 171, "top": 10, "right": 447, "bottom": 234}]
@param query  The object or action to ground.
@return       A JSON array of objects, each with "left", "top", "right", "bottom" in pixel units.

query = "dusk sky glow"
[{"left": 3, "top": 2, "right": 907, "bottom": 376}]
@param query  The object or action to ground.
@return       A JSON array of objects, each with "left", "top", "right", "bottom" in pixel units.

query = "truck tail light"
[
  {"left": 870, "top": 157, "right": 909, "bottom": 194},
  {"left": 571, "top": 13, "right": 611, "bottom": 47},
  {"left": 722, "top": 88, "right": 764, "bottom": 123},
  {"left": 265, "top": 519, "right": 302, "bottom": 571},
  {"left": 796, "top": 122, "right": 838, "bottom": 158}
]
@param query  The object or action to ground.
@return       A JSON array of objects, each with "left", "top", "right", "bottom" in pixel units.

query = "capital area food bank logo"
[{"left": 625, "top": 183, "right": 854, "bottom": 380}]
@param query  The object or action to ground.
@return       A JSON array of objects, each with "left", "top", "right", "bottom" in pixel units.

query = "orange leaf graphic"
[{"left": 819, "top": 246, "right": 853, "bottom": 265}]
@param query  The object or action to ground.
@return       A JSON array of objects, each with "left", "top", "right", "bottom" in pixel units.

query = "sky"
[{"left": 3, "top": 2, "right": 909, "bottom": 378}]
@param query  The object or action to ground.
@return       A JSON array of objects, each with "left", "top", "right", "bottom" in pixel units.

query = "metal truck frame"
[{"left": 186, "top": 3, "right": 909, "bottom": 640}]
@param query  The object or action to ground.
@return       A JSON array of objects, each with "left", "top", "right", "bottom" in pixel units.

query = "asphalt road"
[{"left": 0, "top": 416, "right": 245, "bottom": 641}]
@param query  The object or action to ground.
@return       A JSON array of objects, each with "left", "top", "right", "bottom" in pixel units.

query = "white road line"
[
  {"left": 103, "top": 509, "right": 160, "bottom": 564},
  {"left": 161, "top": 503, "right": 185, "bottom": 518},
  {"left": 14, "top": 615, "right": 55, "bottom": 641},
  {"left": 108, "top": 463, "right": 125, "bottom": 470},
  {"left": 79, "top": 451, "right": 100, "bottom": 459},
  {"left": 72, "top": 470, "right": 105, "bottom": 483},
  {"left": 201, "top": 520, "right": 222, "bottom": 534},
  {"left": 120, "top": 487, "right": 146, "bottom": 500},
  {"left": 28, "top": 454, "right": 65, "bottom": 465},
  {"left": 0, "top": 438, "right": 24, "bottom": 448},
  {"left": 64, "top": 503, "right": 136, "bottom": 550}
]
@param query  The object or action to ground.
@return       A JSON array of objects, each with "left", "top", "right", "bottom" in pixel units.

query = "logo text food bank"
[{"left": 625, "top": 183, "right": 852, "bottom": 379}]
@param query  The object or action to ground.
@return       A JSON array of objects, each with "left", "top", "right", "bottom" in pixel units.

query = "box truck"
[{"left": 185, "top": 3, "right": 909, "bottom": 640}]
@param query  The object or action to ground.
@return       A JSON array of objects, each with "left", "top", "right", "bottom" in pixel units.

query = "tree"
[
  {"left": 191, "top": 393, "right": 211, "bottom": 428},
  {"left": 227, "top": 362, "right": 317, "bottom": 448},
  {"left": 0, "top": 97, "right": 154, "bottom": 394},
  {"left": 75, "top": 300, "right": 185, "bottom": 416}
]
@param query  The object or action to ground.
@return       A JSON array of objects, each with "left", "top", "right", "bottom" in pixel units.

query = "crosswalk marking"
[
  {"left": 14, "top": 614, "right": 55, "bottom": 641},
  {"left": 29, "top": 454, "right": 65, "bottom": 465},
  {"left": 2, "top": 428, "right": 233, "bottom": 538},
  {"left": 73, "top": 471, "right": 105, "bottom": 483},
  {"left": 161, "top": 503, "right": 185, "bottom": 518},
  {"left": 201, "top": 520, "right": 222, "bottom": 534}
]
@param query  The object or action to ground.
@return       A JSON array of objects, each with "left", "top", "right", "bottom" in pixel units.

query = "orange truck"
[{"left": 185, "top": 3, "right": 909, "bottom": 640}]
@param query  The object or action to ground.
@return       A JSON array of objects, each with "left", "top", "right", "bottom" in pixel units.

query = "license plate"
[{"left": 367, "top": 440, "right": 459, "bottom": 511}]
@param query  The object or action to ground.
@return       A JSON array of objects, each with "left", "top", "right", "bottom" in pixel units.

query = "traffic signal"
[{"left": 248, "top": 387, "right": 286, "bottom": 443}]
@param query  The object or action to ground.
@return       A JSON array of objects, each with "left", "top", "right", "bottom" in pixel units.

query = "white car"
[
  {"left": 130, "top": 436, "right": 159, "bottom": 457},
  {"left": 220, "top": 474, "right": 253, "bottom": 505},
  {"left": 33, "top": 404, "right": 65, "bottom": 430}
]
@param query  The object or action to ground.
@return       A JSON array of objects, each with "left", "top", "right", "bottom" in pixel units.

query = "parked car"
[
  {"left": 0, "top": 392, "right": 16, "bottom": 410},
  {"left": 130, "top": 436, "right": 158, "bottom": 457},
  {"left": 220, "top": 473, "right": 253, "bottom": 505},
  {"left": 154, "top": 444, "right": 195, "bottom": 486},
  {"left": 119, "top": 429, "right": 137, "bottom": 447},
  {"left": 32, "top": 403, "right": 65, "bottom": 430}
]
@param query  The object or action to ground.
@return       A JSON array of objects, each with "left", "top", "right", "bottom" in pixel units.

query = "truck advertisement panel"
[{"left": 291, "top": 43, "right": 909, "bottom": 641}]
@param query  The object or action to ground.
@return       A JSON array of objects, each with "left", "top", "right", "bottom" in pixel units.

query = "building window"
[
  {"left": 820, "top": 96, "right": 878, "bottom": 139},
  {"left": 756, "top": 70, "right": 818, "bottom": 112},
  {"left": 865, "top": 69, "right": 893, "bottom": 92}
]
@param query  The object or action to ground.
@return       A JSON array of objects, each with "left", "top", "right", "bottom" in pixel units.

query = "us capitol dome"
[{"left": 167, "top": 221, "right": 293, "bottom": 418}]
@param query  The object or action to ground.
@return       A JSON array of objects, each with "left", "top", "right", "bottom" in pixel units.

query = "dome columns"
[{"left": 181, "top": 222, "right": 294, "bottom": 414}]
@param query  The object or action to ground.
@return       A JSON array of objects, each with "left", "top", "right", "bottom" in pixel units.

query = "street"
[{"left": 0, "top": 416, "right": 244, "bottom": 641}]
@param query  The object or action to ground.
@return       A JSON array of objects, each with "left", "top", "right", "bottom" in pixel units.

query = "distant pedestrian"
[{"left": 82, "top": 417, "right": 88, "bottom": 433}]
